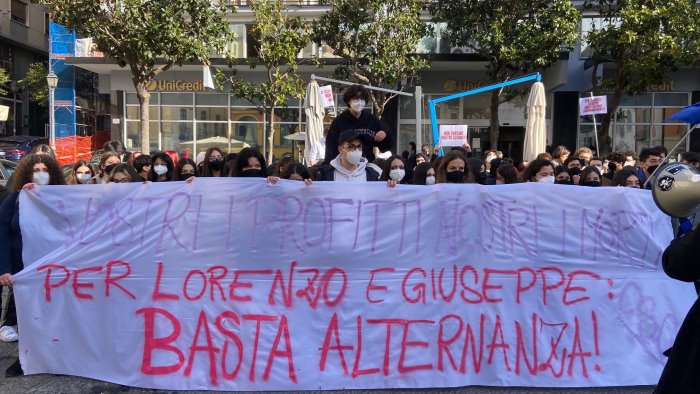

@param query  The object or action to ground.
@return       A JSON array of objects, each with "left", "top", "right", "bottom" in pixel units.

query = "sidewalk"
[{"left": 0, "top": 341, "right": 654, "bottom": 394}]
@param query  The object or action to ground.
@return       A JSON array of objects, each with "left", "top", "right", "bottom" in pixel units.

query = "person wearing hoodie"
[
  {"left": 323, "top": 85, "right": 392, "bottom": 165},
  {"left": 319, "top": 129, "right": 380, "bottom": 182}
]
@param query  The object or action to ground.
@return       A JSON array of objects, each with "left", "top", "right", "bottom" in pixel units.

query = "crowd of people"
[{"left": 0, "top": 84, "right": 698, "bottom": 379}]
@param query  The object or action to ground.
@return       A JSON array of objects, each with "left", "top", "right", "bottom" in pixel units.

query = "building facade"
[
  {"left": 0, "top": 0, "right": 49, "bottom": 136},
  {"left": 62, "top": 0, "right": 700, "bottom": 162}
]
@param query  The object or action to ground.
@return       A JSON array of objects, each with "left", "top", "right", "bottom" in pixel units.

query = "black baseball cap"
[{"left": 339, "top": 129, "right": 361, "bottom": 144}]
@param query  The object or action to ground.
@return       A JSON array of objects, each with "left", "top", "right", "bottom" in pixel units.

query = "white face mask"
[
  {"left": 350, "top": 99, "right": 365, "bottom": 112},
  {"left": 33, "top": 172, "right": 50, "bottom": 186},
  {"left": 76, "top": 173, "right": 92, "bottom": 184},
  {"left": 425, "top": 175, "right": 435, "bottom": 185},
  {"left": 485, "top": 155, "right": 495, "bottom": 163},
  {"left": 624, "top": 161, "right": 634, "bottom": 167},
  {"left": 538, "top": 175, "right": 555, "bottom": 184},
  {"left": 154, "top": 165, "right": 168, "bottom": 175},
  {"left": 496, "top": 179, "right": 505, "bottom": 185},
  {"left": 389, "top": 169, "right": 405, "bottom": 182},
  {"left": 345, "top": 149, "right": 362, "bottom": 165}
]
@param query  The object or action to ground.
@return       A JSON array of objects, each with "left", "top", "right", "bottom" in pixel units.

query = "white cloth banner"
[{"left": 14, "top": 180, "right": 695, "bottom": 391}]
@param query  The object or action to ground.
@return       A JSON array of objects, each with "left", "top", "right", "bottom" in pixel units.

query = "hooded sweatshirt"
[
  {"left": 330, "top": 155, "right": 368, "bottom": 182},
  {"left": 323, "top": 109, "right": 393, "bottom": 165}
]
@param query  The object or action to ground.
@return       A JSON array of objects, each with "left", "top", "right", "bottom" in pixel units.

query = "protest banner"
[
  {"left": 14, "top": 180, "right": 694, "bottom": 391},
  {"left": 439, "top": 125, "right": 468, "bottom": 147},
  {"left": 579, "top": 96, "right": 608, "bottom": 116}
]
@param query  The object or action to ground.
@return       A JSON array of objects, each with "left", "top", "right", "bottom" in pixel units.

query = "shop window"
[
  {"left": 654, "top": 93, "right": 688, "bottom": 107},
  {"left": 161, "top": 107, "right": 192, "bottom": 121},
  {"left": 161, "top": 93, "right": 193, "bottom": 106},
  {"left": 196, "top": 93, "right": 228, "bottom": 106}
]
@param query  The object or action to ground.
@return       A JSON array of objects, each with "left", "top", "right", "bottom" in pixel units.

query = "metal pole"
[
  {"left": 430, "top": 73, "right": 542, "bottom": 157},
  {"left": 415, "top": 86, "right": 422, "bottom": 150},
  {"left": 12, "top": 85, "right": 17, "bottom": 136},
  {"left": 590, "top": 92, "right": 600, "bottom": 155},
  {"left": 310, "top": 74, "right": 413, "bottom": 97},
  {"left": 49, "top": 87, "right": 56, "bottom": 150}
]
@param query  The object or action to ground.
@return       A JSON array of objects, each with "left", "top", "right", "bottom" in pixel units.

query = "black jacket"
[
  {"left": 656, "top": 228, "right": 700, "bottom": 393},
  {"left": 0, "top": 192, "right": 23, "bottom": 275},
  {"left": 323, "top": 110, "right": 393, "bottom": 165}
]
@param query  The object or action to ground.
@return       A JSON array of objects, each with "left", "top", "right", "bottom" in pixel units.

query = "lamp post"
[
  {"left": 46, "top": 72, "right": 58, "bottom": 150},
  {"left": 9, "top": 81, "right": 17, "bottom": 136}
]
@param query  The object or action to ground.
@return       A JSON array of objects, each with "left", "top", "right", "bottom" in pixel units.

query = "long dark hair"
[
  {"left": 380, "top": 155, "right": 406, "bottom": 182},
  {"left": 280, "top": 162, "right": 310, "bottom": 180},
  {"left": 12, "top": 154, "right": 65, "bottom": 192},
  {"left": 413, "top": 162, "right": 434, "bottom": 185},
  {"left": 108, "top": 164, "right": 141, "bottom": 183},
  {"left": 201, "top": 147, "right": 224, "bottom": 177},
  {"left": 149, "top": 152, "right": 175, "bottom": 181},
  {"left": 172, "top": 158, "right": 197, "bottom": 181},
  {"left": 519, "top": 158, "right": 554, "bottom": 182},
  {"left": 67, "top": 160, "right": 95, "bottom": 185},
  {"left": 436, "top": 150, "right": 471, "bottom": 184},
  {"left": 230, "top": 148, "right": 267, "bottom": 177}
]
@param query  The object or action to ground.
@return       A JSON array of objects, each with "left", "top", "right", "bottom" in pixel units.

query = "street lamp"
[
  {"left": 9, "top": 81, "right": 17, "bottom": 136},
  {"left": 46, "top": 72, "right": 58, "bottom": 150}
]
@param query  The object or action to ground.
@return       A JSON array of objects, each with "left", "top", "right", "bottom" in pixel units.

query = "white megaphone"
[{"left": 651, "top": 163, "right": 700, "bottom": 218}]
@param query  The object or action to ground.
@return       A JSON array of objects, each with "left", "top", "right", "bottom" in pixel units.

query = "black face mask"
[
  {"left": 209, "top": 158, "right": 224, "bottom": 171},
  {"left": 582, "top": 181, "right": 601, "bottom": 187},
  {"left": 180, "top": 173, "right": 194, "bottom": 181},
  {"left": 607, "top": 162, "right": 617, "bottom": 173},
  {"left": 446, "top": 170, "right": 464, "bottom": 183},
  {"left": 103, "top": 163, "right": 118, "bottom": 175},
  {"left": 568, "top": 167, "right": 581, "bottom": 177},
  {"left": 241, "top": 168, "right": 265, "bottom": 178},
  {"left": 646, "top": 165, "right": 659, "bottom": 175},
  {"left": 555, "top": 180, "right": 572, "bottom": 185}
]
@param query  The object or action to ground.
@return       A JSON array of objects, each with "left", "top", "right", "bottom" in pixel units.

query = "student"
[
  {"left": 379, "top": 155, "right": 408, "bottom": 185},
  {"left": 579, "top": 166, "right": 602, "bottom": 187},
  {"left": 230, "top": 148, "right": 267, "bottom": 177},
  {"left": 200, "top": 147, "right": 225, "bottom": 177},
  {"left": 319, "top": 129, "right": 379, "bottom": 182},
  {"left": 133, "top": 154, "right": 152, "bottom": 181},
  {"left": 0, "top": 154, "right": 66, "bottom": 377},
  {"left": 435, "top": 150, "right": 471, "bottom": 184},
  {"left": 520, "top": 158, "right": 555, "bottom": 183},
  {"left": 611, "top": 167, "right": 641, "bottom": 188},
  {"left": 554, "top": 166, "right": 572, "bottom": 185},
  {"left": 66, "top": 160, "right": 95, "bottom": 185},
  {"left": 323, "top": 85, "right": 392, "bottom": 165},
  {"left": 149, "top": 152, "right": 175, "bottom": 182},
  {"left": 172, "top": 158, "right": 197, "bottom": 181},
  {"left": 107, "top": 164, "right": 141, "bottom": 183},
  {"left": 412, "top": 162, "right": 435, "bottom": 185},
  {"left": 496, "top": 163, "right": 518, "bottom": 184},
  {"left": 89, "top": 152, "right": 122, "bottom": 184}
]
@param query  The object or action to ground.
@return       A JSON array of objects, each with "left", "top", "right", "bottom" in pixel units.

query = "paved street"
[{"left": 0, "top": 341, "right": 655, "bottom": 394}]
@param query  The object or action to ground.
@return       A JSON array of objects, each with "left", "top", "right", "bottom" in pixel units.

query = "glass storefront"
[
  {"left": 578, "top": 92, "right": 690, "bottom": 154},
  {"left": 123, "top": 90, "right": 357, "bottom": 160},
  {"left": 123, "top": 92, "right": 307, "bottom": 159},
  {"left": 397, "top": 92, "right": 551, "bottom": 158}
]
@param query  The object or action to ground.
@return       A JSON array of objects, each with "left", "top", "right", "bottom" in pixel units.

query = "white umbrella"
[
  {"left": 178, "top": 136, "right": 250, "bottom": 154},
  {"left": 304, "top": 80, "right": 325, "bottom": 165},
  {"left": 523, "top": 82, "right": 547, "bottom": 163},
  {"left": 284, "top": 132, "right": 306, "bottom": 141}
]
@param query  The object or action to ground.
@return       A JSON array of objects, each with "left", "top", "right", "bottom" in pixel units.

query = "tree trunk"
[
  {"left": 135, "top": 82, "right": 151, "bottom": 154},
  {"left": 599, "top": 89, "right": 623, "bottom": 156},
  {"left": 266, "top": 107, "right": 275, "bottom": 165},
  {"left": 489, "top": 89, "right": 500, "bottom": 151}
]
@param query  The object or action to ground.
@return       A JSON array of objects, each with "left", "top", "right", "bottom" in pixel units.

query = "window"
[{"left": 11, "top": 0, "right": 28, "bottom": 25}]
